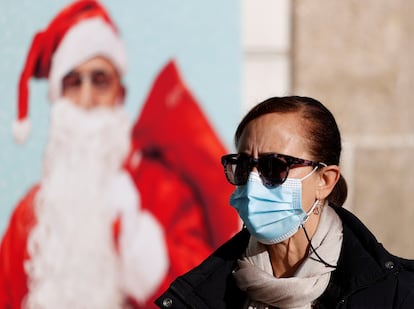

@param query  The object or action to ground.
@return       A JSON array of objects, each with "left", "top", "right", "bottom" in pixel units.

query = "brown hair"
[{"left": 235, "top": 96, "right": 347, "bottom": 207}]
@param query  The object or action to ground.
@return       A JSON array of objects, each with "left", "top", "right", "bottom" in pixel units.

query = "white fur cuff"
[{"left": 119, "top": 210, "right": 169, "bottom": 304}]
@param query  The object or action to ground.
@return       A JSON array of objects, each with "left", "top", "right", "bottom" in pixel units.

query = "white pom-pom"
[{"left": 12, "top": 118, "right": 31, "bottom": 144}]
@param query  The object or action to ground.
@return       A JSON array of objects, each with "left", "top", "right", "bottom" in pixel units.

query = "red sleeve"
[{"left": 0, "top": 185, "right": 38, "bottom": 308}]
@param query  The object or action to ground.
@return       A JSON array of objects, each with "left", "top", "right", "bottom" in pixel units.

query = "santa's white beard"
[{"left": 24, "top": 98, "right": 131, "bottom": 309}]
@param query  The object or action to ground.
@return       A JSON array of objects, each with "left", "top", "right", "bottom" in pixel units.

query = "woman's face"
[{"left": 236, "top": 112, "right": 320, "bottom": 212}]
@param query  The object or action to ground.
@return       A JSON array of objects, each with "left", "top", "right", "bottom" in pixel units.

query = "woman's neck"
[
  {"left": 266, "top": 215, "right": 320, "bottom": 278},
  {"left": 266, "top": 234, "right": 308, "bottom": 277}
]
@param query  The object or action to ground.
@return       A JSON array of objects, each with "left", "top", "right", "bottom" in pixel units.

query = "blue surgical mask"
[{"left": 230, "top": 170, "right": 319, "bottom": 244}]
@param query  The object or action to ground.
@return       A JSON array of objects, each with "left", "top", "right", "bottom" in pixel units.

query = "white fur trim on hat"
[
  {"left": 12, "top": 118, "right": 31, "bottom": 144},
  {"left": 48, "top": 17, "right": 127, "bottom": 101}
]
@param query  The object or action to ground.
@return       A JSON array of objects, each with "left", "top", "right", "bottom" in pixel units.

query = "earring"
[{"left": 313, "top": 200, "right": 324, "bottom": 215}]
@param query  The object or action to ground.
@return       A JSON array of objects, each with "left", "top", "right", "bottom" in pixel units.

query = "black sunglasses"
[{"left": 221, "top": 153, "right": 325, "bottom": 187}]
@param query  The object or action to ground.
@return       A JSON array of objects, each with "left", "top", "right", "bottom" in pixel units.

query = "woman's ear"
[{"left": 317, "top": 165, "right": 340, "bottom": 200}]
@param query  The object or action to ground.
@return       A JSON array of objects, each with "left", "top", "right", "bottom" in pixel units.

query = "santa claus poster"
[{"left": 0, "top": 0, "right": 241, "bottom": 308}]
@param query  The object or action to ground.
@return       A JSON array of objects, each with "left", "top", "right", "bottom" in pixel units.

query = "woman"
[{"left": 156, "top": 96, "right": 414, "bottom": 308}]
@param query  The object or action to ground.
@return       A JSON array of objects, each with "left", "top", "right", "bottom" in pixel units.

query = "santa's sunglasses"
[
  {"left": 62, "top": 69, "right": 116, "bottom": 93},
  {"left": 221, "top": 153, "right": 325, "bottom": 187}
]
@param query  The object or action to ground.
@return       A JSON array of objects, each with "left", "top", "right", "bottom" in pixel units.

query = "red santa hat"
[{"left": 13, "top": 0, "right": 127, "bottom": 143}]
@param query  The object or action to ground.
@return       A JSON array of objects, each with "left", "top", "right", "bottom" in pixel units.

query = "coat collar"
[{"left": 320, "top": 205, "right": 400, "bottom": 302}]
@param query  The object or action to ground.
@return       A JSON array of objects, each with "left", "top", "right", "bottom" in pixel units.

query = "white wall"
[{"left": 242, "top": 0, "right": 291, "bottom": 113}]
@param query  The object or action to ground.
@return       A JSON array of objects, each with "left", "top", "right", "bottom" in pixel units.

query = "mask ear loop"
[
  {"left": 300, "top": 162, "right": 327, "bottom": 181},
  {"left": 300, "top": 163, "right": 335, "bottom": 268},
  {"left": 299, "top": 165, "right": 319, "bottom": 181}
]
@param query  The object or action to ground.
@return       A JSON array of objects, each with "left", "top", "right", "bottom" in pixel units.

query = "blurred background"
[
  {"left": 1, "top": 0, "right": 414, "bottom": 258},
  {"left": 254, "top": 0, "right": 414, "bottom": 258},
  {"left": 0, "top": 0, "right": 241, "bottom": 235}
]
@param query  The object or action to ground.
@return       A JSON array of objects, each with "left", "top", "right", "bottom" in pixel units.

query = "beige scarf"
[{"left": 233, "top": 205, "right": 343, "bottom": 309}]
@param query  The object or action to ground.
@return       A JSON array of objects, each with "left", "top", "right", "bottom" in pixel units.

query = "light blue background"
[{"left": 0, "top": 0, "right": 241, "bottom": 234}]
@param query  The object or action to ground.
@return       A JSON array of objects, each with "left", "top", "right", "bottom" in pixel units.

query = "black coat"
[{"left": 155, "top": 206, "right": 414, "bottom": 308}]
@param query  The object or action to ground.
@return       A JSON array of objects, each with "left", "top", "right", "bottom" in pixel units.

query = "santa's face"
[{"left": 61, "top": 56, "right": 125, "bottom": 109}]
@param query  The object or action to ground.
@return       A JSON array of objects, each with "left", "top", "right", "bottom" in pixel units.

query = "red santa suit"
[{"left": 0, "top": 1, "right": 239, "bottom": 308}]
